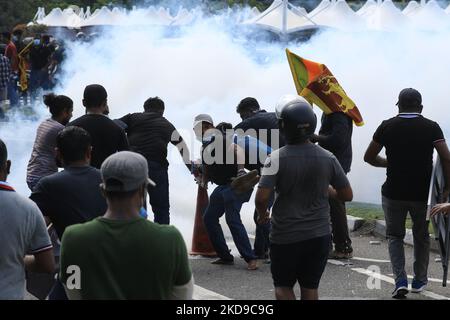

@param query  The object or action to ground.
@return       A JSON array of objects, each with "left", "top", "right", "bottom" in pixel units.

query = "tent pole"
[{"left": 282, "top": 0, "right": 288, "bottom": 35}]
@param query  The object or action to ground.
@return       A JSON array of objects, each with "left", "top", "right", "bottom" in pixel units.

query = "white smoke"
[{"left": 2, "top": 8, "right": 450, "bottom": 246}]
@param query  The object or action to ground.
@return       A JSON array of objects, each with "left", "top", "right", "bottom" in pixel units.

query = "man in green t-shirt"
[{"left": 59, "top": 151, "right": 193, "bottom": 300}]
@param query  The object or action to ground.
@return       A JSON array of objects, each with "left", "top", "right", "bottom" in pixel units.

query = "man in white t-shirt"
[{"left": 0, "top": 139, "right": 55, "bottom": 299}]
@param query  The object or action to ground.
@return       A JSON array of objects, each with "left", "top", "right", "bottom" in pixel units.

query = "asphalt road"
[
  {"left": 191, "top": 233, "right": 450, "bottom": 300},
  {"left": 25, "top": 231, "right": 450, "bottom": 301}
]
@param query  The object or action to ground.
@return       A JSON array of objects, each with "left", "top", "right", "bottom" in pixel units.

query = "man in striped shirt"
[
  {"left": 0, "top": 139, "right": 55, "bottom": 299},
  {"left": 0, "top": 47, "right": 10, "bottom": 111}
]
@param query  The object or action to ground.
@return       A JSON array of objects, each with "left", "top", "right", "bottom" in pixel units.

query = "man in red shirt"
[{"left": 2, "top": 32, "right": 18, "bottom": 107}]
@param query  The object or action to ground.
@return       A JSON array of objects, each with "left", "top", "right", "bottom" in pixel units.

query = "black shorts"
[{"left": 270, "top": 234, "right": 331, "bottom": 289}]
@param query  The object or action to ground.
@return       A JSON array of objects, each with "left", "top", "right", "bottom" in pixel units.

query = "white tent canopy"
[
  {"left": 311, "top": 0, "right": 365, "bottom": 30},
  {"left": 357, "top": 0, "right": 377, "bottom": 16},
  {"left": 410, "top": 0, "right": 449, "bottom": 30},
  {"left": 39, "top": 8, "right": 79, "bottom": 28},
  {"left": 81, "top": 6, "right": 124, "bottom": 27},
  {"left": 403, "top": 0, "right": 421, "bottom": 16},
  {"left": 242, "top": 0, "right": 316, "bottom": 34},
  {"left": 362, "top": 0, "right": 411, "bottom": 31},
  {"left": 308, "top": 0, "right": 332, "bottom": 18},
  {"left": 33, "top": 1, "right": 450, "bottom": 32}
]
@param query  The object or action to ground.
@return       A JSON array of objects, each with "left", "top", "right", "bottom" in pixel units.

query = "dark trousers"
[
  {"left": 382, "top": 196, "right": 429, "bottom": 283},
  {"left": 147, "top": 161, "right": 170, "bottom": 225},
  {"left": 48, "top": 278, "right": 68, "bottom": 300},
  {"left": 7, "top": 78, "right": 19, "bottom": 107},
  {"left": 252, "top": 193, "right": 274, "bottom": 257},
  {"left": 203, "top": 185, "right": 256, "bottom": 262},
  {"left": 329, "top": 197, "right": 352, "bottom": 252},
  {"left": 29, "top": 69, "right": 48, "bottom": 104}
]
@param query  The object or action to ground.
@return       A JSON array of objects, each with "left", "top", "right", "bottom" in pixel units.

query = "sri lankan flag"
[{"left": 286, "top": 49, "right": 364, "bottom": 127}]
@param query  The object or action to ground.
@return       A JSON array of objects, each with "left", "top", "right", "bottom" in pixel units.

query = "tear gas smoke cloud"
[{"left": 2, "top": 8, "right": 450, "bottom": 245}]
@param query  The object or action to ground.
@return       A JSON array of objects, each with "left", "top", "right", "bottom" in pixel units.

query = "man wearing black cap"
[
  {"left": 69, "top": 84, "right": 129, "bottom": 169},
  {"left": 364, "top": 88, "right": 450, "bottom": 299}
]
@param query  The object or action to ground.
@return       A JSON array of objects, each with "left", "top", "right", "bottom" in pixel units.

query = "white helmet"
[{"left": 275, "top": 94, "right": 310, "bottom": 119}]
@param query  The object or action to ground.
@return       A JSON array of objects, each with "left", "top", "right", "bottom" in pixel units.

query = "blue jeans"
[
  {"left": 147, "top": 161, "right": 170, "bottom": 225},
  {"left": 203, "top": 185, "right": 256, "bottom": 262}
]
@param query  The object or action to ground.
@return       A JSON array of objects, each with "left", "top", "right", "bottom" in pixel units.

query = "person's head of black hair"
[
  {"left": 12, "top": 29, "right": 22, "bottom": 37},
  {"left": 0, "top": 139, "right": 11, "bottom": 181},
  {"left": 41, "top": 34, "right": 50, "bottom": 44},
  {"left": 44, "top": 93, "right": 73, "bottom": 125},
  {"left": 143, "top": 97, "right": 165, "bottom": 115},
  {"left": 1, "top": 32, "right": 11, "bottom": 42},
  {"left": 216, "top": 122, "right": 233, "bottom": 134},
  {"left": 56, "top": 126, "right": 92, "bottom": 166},
  {"left": 236, "top": 97, "right": 260, "bottom": 120},
  {"left": 83, "top": 84, "right": 108, "bottom": 110}
]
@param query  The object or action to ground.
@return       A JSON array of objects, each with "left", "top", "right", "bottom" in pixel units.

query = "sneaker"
[
  {"left": 329, "top": 250, "right": 353, "bottom": 259},
  {"left": 211, "top": 258, "right": 234, "bottom": 265},
  {"left": 411, "top": 279, "right": 427, "bottom": 293},
  {"left": 392, "top": 279, "right": 409, "bottom": 299}
]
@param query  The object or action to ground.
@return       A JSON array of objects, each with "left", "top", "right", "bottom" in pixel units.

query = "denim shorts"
[{"left": 270, "top": 234, "right": 331, "bottom": 289}]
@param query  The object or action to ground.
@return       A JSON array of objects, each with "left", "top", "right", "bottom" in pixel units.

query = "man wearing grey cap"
[
  {"left": 193, "top": 114, "right": 258, "bottom": 271},
  {"left": 364, "top": 88, "right": 450, "bottom": 299},
  {"left": 59, "top": 151, "right": 193, "bottom": 300}
]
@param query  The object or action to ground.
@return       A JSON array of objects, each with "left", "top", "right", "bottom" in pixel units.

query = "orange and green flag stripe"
[{"left": 286, "top": 49, "right": 364, "bottom": 127}]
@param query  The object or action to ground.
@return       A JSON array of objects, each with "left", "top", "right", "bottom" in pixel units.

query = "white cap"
[{"left": 275, "top": 94, "right": 310, "bottom": 119}]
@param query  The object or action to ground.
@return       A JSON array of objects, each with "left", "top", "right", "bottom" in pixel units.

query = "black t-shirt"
[
  {"left": 29, "top": 45, "right": 54, "bottom": 70},
  {"left": 373, "top": 114, "right": 445, "bottom": 201},
  {"left": 30, "top": 166, "right": 107, "bottom": 239},
  {"left": 202, "top": 135, "right": 238, "bottom": 186},
  {"left": 69, "top": 114, "right": 129, "bottom": 169},
  {"left": 235, "top": 110, "right": 285, "bottom": 150},
  {"left": 119, "top": 112, "right": 182, "bottom": 167},
  {"left": 318, "top": 112, "right": 353, "bottom": 173}
]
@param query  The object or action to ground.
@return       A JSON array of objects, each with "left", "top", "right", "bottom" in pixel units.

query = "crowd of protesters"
[
  {"left": 0, "top": 30, "right": 67, "bottom": 118},
  {"left": 0, "top": 82, "right": 450, "bottom": 301}
]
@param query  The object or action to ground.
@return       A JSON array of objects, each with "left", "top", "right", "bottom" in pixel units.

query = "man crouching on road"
[{"left": 193, "top": 114, "right": 258, "bottom": 271}]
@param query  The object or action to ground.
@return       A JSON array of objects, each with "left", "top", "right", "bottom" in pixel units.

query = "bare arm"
[
  {"left": 24, "top": 249, "right": 55, "bottom": 274},
  {"left": 231, "top": 143, "right": 246, "bottom": 172},
  {"left": 334, "top": 185, "right": 353, "bottom": 202},
  {"left": 175, "top": 139, "right": 192, "bottom": 171},
  {"left": 364, "top": 140, "right": 388, "bottom": 168},
  {"left": 255, "top": 187, "right": 272, "bottom": 224}
]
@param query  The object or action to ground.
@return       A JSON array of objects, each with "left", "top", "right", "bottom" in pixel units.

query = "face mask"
[
  {"left": 34, "top": 39, "right": 40, "bottom": 46},
  {"left": 12, "top": 36, "right": 18, "bottom": 42},
  {"left": 139, "top": 208, "right": 148, "bottom": 219}
]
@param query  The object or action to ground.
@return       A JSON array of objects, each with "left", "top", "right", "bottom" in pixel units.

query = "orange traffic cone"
[{"left": 190, "top": 185, "right": 217, "bottom": 257}]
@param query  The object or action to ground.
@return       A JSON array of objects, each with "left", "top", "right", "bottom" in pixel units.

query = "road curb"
[
  {"left": 347, "top": 215, "right": 365, "bottom": 232},
  {"left": 358, "top": 218, "right": 440, "bottom": 252}
]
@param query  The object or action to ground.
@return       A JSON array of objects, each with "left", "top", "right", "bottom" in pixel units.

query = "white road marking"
[
  {"left": 388, "top": 274, "right": 450, "bottom": 285},
  {"left": 194, "top": 285, "right": 232, "bottom": 300},
  {"left": 352, "top": 268, "right": 450, "bottom": 300},
  {"left": 352, "top": 257, "right": 390, "bottom": 263},
  {"left": 328, "top": 259, "right": 352, "bottom": 266}
]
